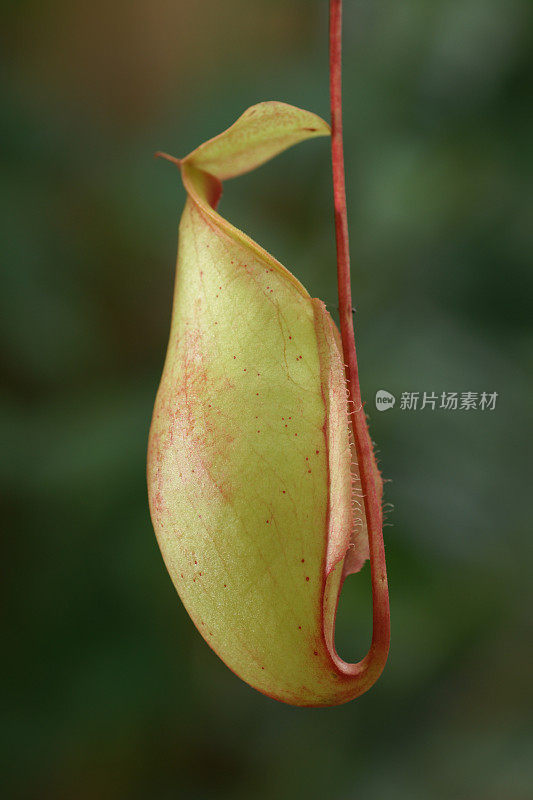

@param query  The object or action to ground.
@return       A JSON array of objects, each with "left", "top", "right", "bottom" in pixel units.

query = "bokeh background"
[{"left": 2, "top": 1, "right": 532, "bottom": 798}]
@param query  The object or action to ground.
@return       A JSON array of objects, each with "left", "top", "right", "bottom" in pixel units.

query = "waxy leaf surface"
[{"left": 148, "top": 102, "right": 379, "bottom": 706}]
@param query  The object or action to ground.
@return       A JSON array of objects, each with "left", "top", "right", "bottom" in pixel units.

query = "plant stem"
[{"left": 329, "top": 0, "right": 390, "bottom": 694}]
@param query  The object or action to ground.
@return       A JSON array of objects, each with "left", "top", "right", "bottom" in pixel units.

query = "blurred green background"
[{"left": 2, "top": 1, "right": 532, "bottom": 798}]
